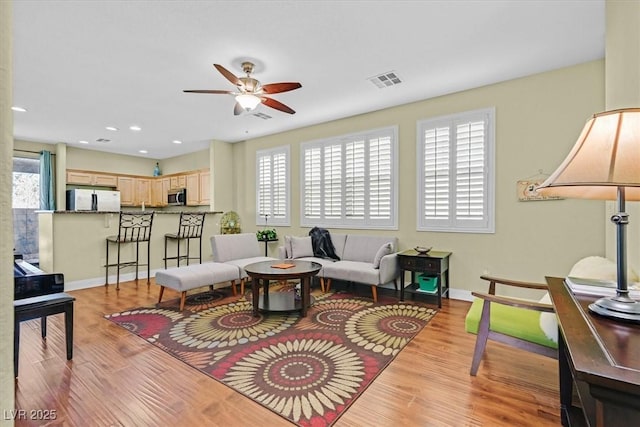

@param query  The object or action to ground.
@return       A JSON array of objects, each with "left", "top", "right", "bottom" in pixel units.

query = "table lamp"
[{"left": 537, "top": 108, "right": 640, "bottom": 323}]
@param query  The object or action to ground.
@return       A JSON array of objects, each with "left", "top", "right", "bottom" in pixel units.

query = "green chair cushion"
[{"left": 465, "top": 298, "right": 558, "bottom": 349}]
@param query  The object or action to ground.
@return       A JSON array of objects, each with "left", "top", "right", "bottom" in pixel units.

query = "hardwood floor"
[{"left": 14, "top": 279, "right": 560, "bottom": 426}]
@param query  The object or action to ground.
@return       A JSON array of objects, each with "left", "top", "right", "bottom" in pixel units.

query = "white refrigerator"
[{"left": 66, "top": 189, "right": 121, "bottom": 211}]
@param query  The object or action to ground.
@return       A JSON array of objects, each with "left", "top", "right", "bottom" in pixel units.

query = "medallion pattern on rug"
[{"left": 105, "top": 291, "right": 437, "bottom": 427}]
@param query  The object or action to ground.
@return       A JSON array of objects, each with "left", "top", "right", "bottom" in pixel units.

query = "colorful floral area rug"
[{"left": 105, "top": 288, "right": 437, "bottom": 427}]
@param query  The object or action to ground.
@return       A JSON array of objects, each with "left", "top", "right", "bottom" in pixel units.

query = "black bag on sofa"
[{"left": 308, "top": 227, "right": 340, "bottom": 260}]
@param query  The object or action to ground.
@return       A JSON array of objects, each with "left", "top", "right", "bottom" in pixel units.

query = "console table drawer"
[{"left": 399, "top": 257, "right": 439, "bottom": 271}]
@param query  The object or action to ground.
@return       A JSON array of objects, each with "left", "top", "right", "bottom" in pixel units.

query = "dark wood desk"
[
  {"left": 398, "top": 250, "right": 451, "bottom": 308},
  {"left": 546, "top": 276, "right": 640, "bottom": 426}
]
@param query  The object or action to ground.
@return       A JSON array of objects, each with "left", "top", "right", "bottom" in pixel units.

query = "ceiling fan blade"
[
  {"left": 261, "top": 97, "right": 296, "bottom": 114},
  {"left": 183, "top": 89, "right": 234, "bottom": 94},
  {"left": 214, "top": 64, "right": 242, "bottom": 87},
  {"left": 261, "top": 82, "right": 302, "bottom": 94},
  {"left": 234, "top": 102, "right": 244, "bottom": 116}
]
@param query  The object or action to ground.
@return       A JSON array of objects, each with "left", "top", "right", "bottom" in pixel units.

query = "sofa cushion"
[
  {"left": 342, "top": 235, "right": 397, "bottom": 263},
  {"left": 465, "top": 297, "right": 558, "bottom": 349},
  {"left": 323, "top": 260, "right": 381, "bottom": 284},
  {"left": 373, "top": 242, "right": 393, "bottom": 268},
  {"left": 210, "top": 233, "right": 261, "bottom": 263},
  {"left": 290, "top": 236, "right": 314, "bottom": 259}
]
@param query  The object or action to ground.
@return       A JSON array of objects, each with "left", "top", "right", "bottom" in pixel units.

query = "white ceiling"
[{"left": 12, "top": 0, "right": 605, "bottom": 160}]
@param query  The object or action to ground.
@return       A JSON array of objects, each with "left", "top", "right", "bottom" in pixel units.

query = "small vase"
[{"left": 153, "top": 162, "right": 161, "bottom": 177}]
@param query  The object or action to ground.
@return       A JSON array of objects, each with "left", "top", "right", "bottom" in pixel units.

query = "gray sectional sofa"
[
  {"left": 210, "top": 233, "right": 277, "bottom": 280},
  {"left": 278, "top": 233, "right": 400, "bottom": 302}
]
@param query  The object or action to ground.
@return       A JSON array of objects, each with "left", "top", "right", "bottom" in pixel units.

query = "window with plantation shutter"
[
  {"left": 301, "top": 126, "right": 397, "bottom": 229},
  {"left": 256, "top": 146, "right": 290, "bottom": 226},
  {"left": 417, "top": 108, "right": 495, "bottom": 233}
]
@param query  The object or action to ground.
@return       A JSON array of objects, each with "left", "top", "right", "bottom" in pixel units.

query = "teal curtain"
[{"left": 39, "top": 150, "right": 55, "bottom": 210}]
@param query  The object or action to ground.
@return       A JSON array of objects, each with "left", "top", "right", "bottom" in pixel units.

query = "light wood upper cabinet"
[
  {"left": 186, "top": 173, "right": 200, "bottom": 206},
  {"left": 150, "top": 178, "right": 170, "bottom": 207},
  {"left": 67, "top": 170, "right": 118, "bottom": 187},
  {"left": 170, "top": 175, "right": 186, "bottom": 190},
  {"left": 117, "top": 176, "right": 134, "bottom": 206},
  {"left": 135, "top": 178, "right": 152, "bottom": 207},
  {"left": 68, "top": 168, "right": 209, "bottom": 207},
  {"left": 199, "top": 171, "right": 210, "bottom": 205}
]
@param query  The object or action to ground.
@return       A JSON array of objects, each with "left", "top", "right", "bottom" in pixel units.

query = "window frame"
[
  {"left": 300, "top": 126, "right": 398, "bottom": 230},
  {"left": 255, "top": 145, "right": 290, "bottom": 227},
  {"left": 416, "top": 107, "right": 495, "bottom": 233}
]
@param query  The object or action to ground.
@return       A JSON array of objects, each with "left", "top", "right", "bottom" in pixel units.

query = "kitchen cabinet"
[
  {"left": 150, "top": 177, "right": 170, "bottom": 207},
  {"left": 67, "top": 170, "right": 118, "bottom": 187},
  {"left": 186, "top": 173, "right": 200, "bottom": 206},
  {"left": 67, "top": 168, "right": 209, "bottom": 207},
  {"left": 117, "top": 176, "right": 134, "bottom": 206},
  {"left": 199, "top": 171, "right": 210, "bottom": 205},
  {"left": 170, "top": 175, "right": 186, "bottom": 190},
  {"left": 135, "top": 178, "right": 152, "bottom": 207}
]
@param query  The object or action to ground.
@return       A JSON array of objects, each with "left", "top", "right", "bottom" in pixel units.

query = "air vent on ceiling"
[
  {"left": 368, "top": 71, "right": 403, "bottom": 88},
  {"left": 96, "top": 138, "right": 111, "bottom": 143},
  {"left": 253, "top": 112, "right": 272, "bottom": 120}
]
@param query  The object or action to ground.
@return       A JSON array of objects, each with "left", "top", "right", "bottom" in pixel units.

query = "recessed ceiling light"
[
  {"left": 139, "top": 150, "right": 148, "bottom": 154},
  {"left": 129, "top": 125, "right": 142, "bottom": 131},
  {"left": 78, "top": 140, "right": 89, "bottom": 144},
  {"left": 11, "top": 106, "right": 27, "bottom": 112},
  {"left": 105, "top": 126, "right": 118, "bottom": 131},
  {"left": 172, "top": 140, "right": 183, "bottom": 144}
]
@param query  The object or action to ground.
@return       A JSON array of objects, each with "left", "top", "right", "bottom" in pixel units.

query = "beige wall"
[
  {"left": 233, "top": 60, "right": 606, "bottom": 298},
  {"left": 160, "top": 149, "right": 209, "bottom": 176},
  {"left": 66, "top": 146, "right": 157, "bottom": 176},
  {"left": 1, "top": 0, "right": 14, "bottom": 418},
  {"left": 211, "top": 140, "right": 234, "bottom": 213},
  {"left": 605, "top": 1, "right": 640, "bottom": 277}
]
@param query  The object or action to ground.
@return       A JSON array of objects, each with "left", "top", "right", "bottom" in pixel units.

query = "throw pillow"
[
  {"left": 373, "top": 242, "right": 393, "bottom": 269},
  {"left": 290, "top": 236, "right": 314, "bottom": 259}
]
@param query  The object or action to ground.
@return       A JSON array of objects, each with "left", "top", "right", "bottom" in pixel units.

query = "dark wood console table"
[{"left": 546, "top": 276, "right": 640, "bottom": 426}]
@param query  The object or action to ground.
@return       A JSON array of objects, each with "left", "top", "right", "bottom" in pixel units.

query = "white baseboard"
[{"left": 64, "top": 269, "right": 163, "bottom": 291}]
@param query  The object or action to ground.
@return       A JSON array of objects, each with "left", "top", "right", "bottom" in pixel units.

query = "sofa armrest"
[{"left": 378, "top": 252, "right": 400, "bottom": 284}]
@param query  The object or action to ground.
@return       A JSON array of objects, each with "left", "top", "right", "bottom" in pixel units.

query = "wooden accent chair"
[{"left": 465, "top": 275, "right": 558, "bottom": 376}]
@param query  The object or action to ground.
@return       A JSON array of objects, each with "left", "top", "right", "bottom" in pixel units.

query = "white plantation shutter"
[
  {"left": 417, "top": 108, "right": 495, "bottom": 233},
  {"left": 345, "top": 140, "right": 365, "bottom": 219},
  {"left": 301, "top": 126, "right": 398, "bottom": 229},
  {"left": 256, "top": 146, "right": 290, "bottom": 226}
]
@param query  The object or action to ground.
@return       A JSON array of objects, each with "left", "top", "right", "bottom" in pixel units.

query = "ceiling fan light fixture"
[{"left": 235, "top": 93, "right": 261, "bottom": 111}]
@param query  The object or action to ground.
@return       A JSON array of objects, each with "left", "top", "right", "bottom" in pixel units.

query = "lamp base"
[{"left": 589, "top": 294, "right": 640, "bottom": 323}]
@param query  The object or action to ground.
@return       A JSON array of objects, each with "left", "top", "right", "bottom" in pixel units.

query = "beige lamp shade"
[{"left": 537, "top": 108, "right": 640, "bottom": 200}]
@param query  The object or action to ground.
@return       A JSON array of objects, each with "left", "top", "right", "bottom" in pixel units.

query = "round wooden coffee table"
[{"left": 244, "top": 260, "right": 321, "bottom": 317}]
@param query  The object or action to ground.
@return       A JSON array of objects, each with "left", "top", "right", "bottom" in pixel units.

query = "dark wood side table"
[
  {"left": 257, "top": 237, "right": 278, "bottom": 256},
  {"left": 245, "top": 260, "right": 321, "bottom": 317},
  {"left": 546, "top": 276, "right": 640, "bottom": 426},
  {"left": 398, "top": 250, "right": 451, "bottom": 308}
]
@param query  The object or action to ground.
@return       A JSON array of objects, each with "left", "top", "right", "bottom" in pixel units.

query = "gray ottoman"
[{"left": 155, "top": 262, "right": 242, "bottom": 310}]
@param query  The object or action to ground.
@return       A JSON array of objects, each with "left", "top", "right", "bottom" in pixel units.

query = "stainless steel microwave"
[{"left": 167, "top": 188, "right": 186, "bottom": 206}]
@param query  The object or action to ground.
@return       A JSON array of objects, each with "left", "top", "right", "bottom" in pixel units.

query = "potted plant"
[{"left": 256, "top": 228, "right": 277, "bottom": 241}]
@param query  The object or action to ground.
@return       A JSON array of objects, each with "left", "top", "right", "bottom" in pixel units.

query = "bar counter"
[{"left": 38, "top": 210, "right": 223, "bottom": 290}]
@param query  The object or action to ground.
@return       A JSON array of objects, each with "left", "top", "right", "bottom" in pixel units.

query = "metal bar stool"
[
  {"left": 105, "top": 211, "right": 155, "bottom": 290},
  {"left": 163, "top": 212, "right": 206, "bottom": 268}
]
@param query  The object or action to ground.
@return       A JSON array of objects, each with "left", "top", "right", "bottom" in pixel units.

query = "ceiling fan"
[{"left": 184, "top": 61, "right": 302, "bottom": 115}]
